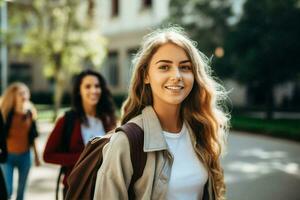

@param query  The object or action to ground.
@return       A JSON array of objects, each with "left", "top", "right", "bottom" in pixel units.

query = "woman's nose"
[
  {"left": 171, "top": 67, "right": 183, "bottom": 81},
  {"left": 91, "top": 87, "right": 97, "bottom": 92}
]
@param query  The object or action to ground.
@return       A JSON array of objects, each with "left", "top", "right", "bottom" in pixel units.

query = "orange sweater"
[{"left": 6, "top": 113, "right": 32, "bottom": 153}]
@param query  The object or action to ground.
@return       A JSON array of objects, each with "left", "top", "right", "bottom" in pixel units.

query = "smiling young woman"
[
  {"left": 144, "top": 43, "right": 195, "bottom": 132},
  {"left": 93, "top": 27, "right": 230, "bottom": 200}
]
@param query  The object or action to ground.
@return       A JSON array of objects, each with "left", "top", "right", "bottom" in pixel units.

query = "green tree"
[
  {"left": 223, "top": 0, "right": 300, "bottom": 119},
  {"left": 168, "top": 0, "right": 232, "bottom": 56},
  {"left": 10, "top": 0, "right": 105, "bottom": 118}
]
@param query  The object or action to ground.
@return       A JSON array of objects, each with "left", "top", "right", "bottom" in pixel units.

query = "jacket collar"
[
  {"left": 141, "top": 106, "right": 168, "bottom": 152},
  {"left": 130, "top": 106, "right": 198, "bottom": 152}
]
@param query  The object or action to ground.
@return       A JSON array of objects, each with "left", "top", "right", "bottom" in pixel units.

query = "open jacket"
[
  {"left": 0, "top": 110, "right": 38, "bottom": 162},
  {"left": 43, "top": 111, "right": 116, "bottom": 187},
  {"left": 43, "top": 115, "right": 85, "bottom": 186},
  {"left": 93, "top": 106, "right": 216, "bottom": 200}
]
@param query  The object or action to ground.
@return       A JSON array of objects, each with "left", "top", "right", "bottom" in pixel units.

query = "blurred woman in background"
[
  {"left": 43, "top": 69, "right": 117, "bottom": 198},
  {"left": 0, "top": 82, "right": 40, "bottom": 200}
]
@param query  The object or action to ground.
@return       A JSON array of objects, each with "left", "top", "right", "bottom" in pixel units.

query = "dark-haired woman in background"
[{"left": 43, "top": 69, "right": 116, "bottom": 198}]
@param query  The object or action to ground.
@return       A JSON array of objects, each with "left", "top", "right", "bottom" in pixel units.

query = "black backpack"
[{"left": 65, "top": 122, "right": 147, "bottom": 200}]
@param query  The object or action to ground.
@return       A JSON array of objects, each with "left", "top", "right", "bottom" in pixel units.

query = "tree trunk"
[{"left": 53, "top": 69, "right": 65, "bottom": 121}]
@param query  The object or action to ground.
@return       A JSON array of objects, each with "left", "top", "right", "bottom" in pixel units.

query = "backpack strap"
[
  {"left": 115, "top": 122, "right": 147, "bottom": 200},
  {"left": 56, "top": 110, "right": 76, "bottom": 200},
  {"left": 61, "top": 110, "right": 76, "bottom": 152}
]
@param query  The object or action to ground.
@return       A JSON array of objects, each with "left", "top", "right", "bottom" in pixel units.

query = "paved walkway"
[
  {"left": 223, "top": 132, "right": 300, "bottom": 200},
  {"left": 25, "top": 121, "right": 59, "bottom": 200},
  {"left": 13, "top": 121, "right": 300, "bottom": 200}
]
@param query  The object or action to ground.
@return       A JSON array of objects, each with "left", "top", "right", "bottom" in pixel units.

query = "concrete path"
[
  {"left": 25, "top": 121, "right": 59, "bottom": 200},
  {"left": 223, "top": 131, "right": 300, "bottom": 200},
  {"left": 13, "top": 122, "right": 300, "bottom": 200}
]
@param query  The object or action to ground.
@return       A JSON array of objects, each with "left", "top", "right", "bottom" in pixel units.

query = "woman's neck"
[
  {"left": 83, "top": 104, "right": 96, "bottom": 117},
  {"left": 153, "top": 103, "right": 182, "bottom": 133}
]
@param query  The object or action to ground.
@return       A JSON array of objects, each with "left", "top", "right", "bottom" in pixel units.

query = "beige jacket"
[{"left": 93, "top": 106, "right": 216, "bottom": 200}]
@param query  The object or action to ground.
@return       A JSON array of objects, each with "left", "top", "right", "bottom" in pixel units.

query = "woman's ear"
[
  {"left": 144, "top": 74, "right": 150, "bottom": 84},
  {"left": 144, "top": 68, "right": 150, "bottom": 84}
]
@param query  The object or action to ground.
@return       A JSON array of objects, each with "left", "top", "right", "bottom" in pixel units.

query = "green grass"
[{"left": 231, "top": 116, "right": 300, "bottom": 141}]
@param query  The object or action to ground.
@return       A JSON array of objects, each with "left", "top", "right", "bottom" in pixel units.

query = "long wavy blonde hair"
[
  {"left": 121, "top": 27, "right": 229, "bottom": 199},
  {"left": 0, "top": 82, "right": 37, "bottom": 122}
]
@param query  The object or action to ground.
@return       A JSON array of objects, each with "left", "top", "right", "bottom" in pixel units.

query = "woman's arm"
[
  {"left": 93, "top": 132, "right": 133, "bottom": 200},
  {"left": 32, "top": 139, "right": 41, "bottom": 166},
  {"left": 43, "top": 117, "right": 82, "bottom": 166}
]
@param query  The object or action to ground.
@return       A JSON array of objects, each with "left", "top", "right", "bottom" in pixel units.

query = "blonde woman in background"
[
  {"left": 0, "top": 82, "right": 40, "bottom": 200},
  {"left": 93, "top": 26, "right": 229, "bottom": 200}
]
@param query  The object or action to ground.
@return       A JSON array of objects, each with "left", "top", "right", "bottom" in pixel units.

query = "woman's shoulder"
[
  {"left": 56, "top": 110, "right": 78, "bottom": 122},
  {"left": 127, "top": 114, "right": 143, "bottom": 128},
  {"left": 110, "top": 130, "right": 131, "bottom": 148},
  {"left": 108, "top": 121, "right": 142, "bottom": 148}
]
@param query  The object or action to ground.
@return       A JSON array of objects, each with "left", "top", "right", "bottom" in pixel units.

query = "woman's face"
[
  {"left": 80, "top": 75, "right": 101, "bottom": 108},
  {"left": 15, "top": 86, "right": 30, "bottom": 107},
  {"left": 145, "top": 42, "right": 194, "bottom": 108}
]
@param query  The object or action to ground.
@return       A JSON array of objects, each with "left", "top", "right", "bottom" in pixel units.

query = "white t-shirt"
[
  {"left": 163, "top": 124, "right": 208, "bottom": 200},
  {"left": 81, "top": 116, "right": 106, "bottom": 145}
]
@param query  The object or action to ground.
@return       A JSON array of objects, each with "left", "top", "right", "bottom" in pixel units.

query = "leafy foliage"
[
  {"left": 9, "top": 0, "right": 105, "bottom": 117},
  {"left": 219, "top": 0, "right": 300, "bottom": 118},
  {"left": 225, "top": 0, "right": 300, "bottom": 85},
  {"left": 16, "top": 0, "right": 106, "bottom": 78}
]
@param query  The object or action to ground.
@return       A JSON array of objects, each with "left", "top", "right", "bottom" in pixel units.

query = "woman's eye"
[
  {"left": 158, "top": 65, "right": 169, "bottom": 70},
  {"left": 85, "top": 85, "right": 91, "bottom": 89},
  {"left": 180, "top": 65, "right": 191, "bottom": 71},
  {"left": 95, "top": 84, "right": 100, "bottom": 88}
]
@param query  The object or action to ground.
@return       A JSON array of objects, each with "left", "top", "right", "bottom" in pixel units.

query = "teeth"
[{"left": 165, "top": 86, "right": 183, "bottom": 90}]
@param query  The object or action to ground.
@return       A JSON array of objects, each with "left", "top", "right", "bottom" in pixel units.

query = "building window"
[
  {"left": 142, "top": 0, "right": 152, "bottom": 9},
  {"left": 8, "top": 62, "right": 32, "bottom": 87},
  {"left": 111, "top": 0, "right": 119, "bottom": 17},
  {"left": 107, "top": 51, "right": 119, "bottom": 87}
]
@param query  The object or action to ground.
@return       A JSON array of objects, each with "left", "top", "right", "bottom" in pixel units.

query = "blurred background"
[{"left": 1, "top": 0, "right": 300, "bottom": 199}]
